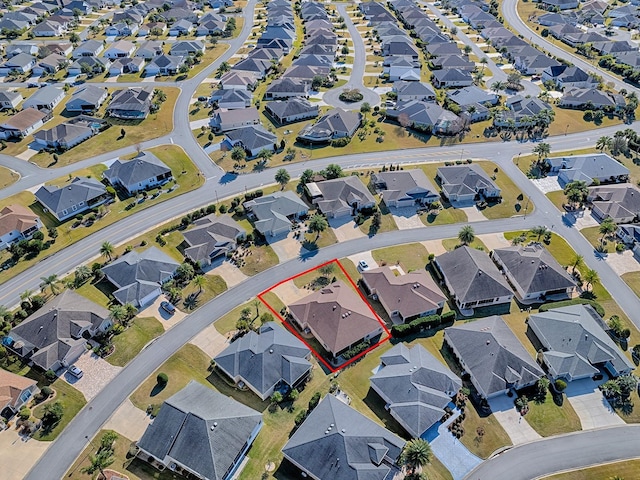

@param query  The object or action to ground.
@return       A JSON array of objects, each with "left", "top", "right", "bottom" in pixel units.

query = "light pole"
[
  {"left": 524, "top": 196, "right": 530, "bottom": 218},
  {"left": 565, "top": 124, "right": 569, "bottom": 135},
  {"left": 516, "top": 152, "right": 521, "bottom": 165}
]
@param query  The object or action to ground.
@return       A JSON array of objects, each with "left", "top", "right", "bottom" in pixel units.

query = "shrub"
[
  {"left": 554, "top": 379, "right": 567, "bottom": 392},
  {"left": 428, "top": 253, "right": 435, "bottom": 261},
  {"left": 331, "top": 136, "right": 351, "bottom": 147},
  {"left": 157, "top": 372, "right": 168, "bottom": 384},
  {"left": 45, "top": 369, "right": 57, "bottom": 381},
  {"left": 106, "top": 186, "right": 116, "bottom": 196},
  {"left": 18, "top": 407, "right": 31, "bottom": 420},
  {"left": 539, "top": 298, "right": 605, "bottom": 317},
  {"left": 441, "top": 311, "right": 456, "bottom": 324},
  {"left": 219, "top": 204, "right": 228, "bottom": 214},
  {"left": 40, "top": 386, "right": 52, "bottom": 398},
  {"left": 308, "top": 392, "right": 321, "bottom": 411},
  {"left": 294, "top": 410, "right": 307, "bottom": 426}
]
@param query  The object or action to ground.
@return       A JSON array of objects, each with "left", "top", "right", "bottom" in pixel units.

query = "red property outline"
[{"left": 257, "top": 258, "right": 391, "bottom": 373}]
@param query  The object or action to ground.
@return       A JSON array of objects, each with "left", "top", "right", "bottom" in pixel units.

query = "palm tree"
[
  {"left": 399, "top": 438, "right": 432, "bottom": 476},
  {"left": 308, "top": 214, "right": 328, "bottom": 241},
  {"left": 124, "top": 303, "right": 138, "bottom": 320},
  {"left": 570, "top": 254, "right": 584, "bottom": 274},
  {"left": 490, "top": 80, "right": 505, "bottom": 93},
  {"left": 20, "top": 289, "right": 34, "bottom": 304},
  {"left": 596, "top": 135, "right": 612, "bottom": 152},
  {"left": 530, "top": 225, "right": 549, "bottom": 242},
  {"left": 100, "top": 241, "right": 114, "bottom": 262},
  {"left": 479, "top": 56, "right": 488, "bottom": 72},
  {"left": 472, "top": 70, "right": 484, "bottom": 86},
  {"left": 458, "top": 225, "right": 475, "bottom": 246},
  {"left": 563, "top": 180, "right": 589, "bottom": 208},
  {"left": 274, "top": 168, "right": 290, "bottom": 190},
  {"left": 532, "top": 142, "right": 551, "bottom": 162},
  {"left": 81, "top": 449, "right": 114, "bottom": 478},
  {"left": 74, "top": 265, "right": 91, "bottom": 284},
  {"left": 599, "top": 218, "right": 617, "bottom": 244},
  {"left": 193, "top": 275, "right": 206, "bottom": 295},
  {"left": 584, "top": 268, "right": 600, "bottom": 291},
  {"left": 39, "top": 274, "right": 60, "bottom": 296},
  {"left": 109, "top": 305, "right": 127, "bottom": 323}
]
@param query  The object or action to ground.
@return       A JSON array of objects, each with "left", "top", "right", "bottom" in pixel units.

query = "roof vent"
[
  {"left": 269, "top": 349, "right": 273, "bottom": 354},
  {"left": 330, "top": 423, "right": 334, "bottom": 427},
  {"left": 342, "top": 428, "right": 346, "bottom": 433},
  {"left": 333, "top": 305, "right": 337, "bottom": 310},
  {"left": 210, "top": 425, "right": 214, "bottom": 431},
  {"left": 325, "top": 430, "right": 329, "bottom": 434},
  {"left": 486, "top": 340, "right": 490, "bottom": 345},
  {"left": 213, "top": 422, "right": 218, "bottom": 427}
]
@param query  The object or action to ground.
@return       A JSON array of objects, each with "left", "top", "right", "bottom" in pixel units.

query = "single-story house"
[
  {"left": 106, "top": 87, "right": 154, "bottom": 119},
  {"left": 144, "top": 54, "right": 185, "bottom": 76},
  {"left": 431, "top": 68, "right": 473, "bottom": 88},
  {"left": 65, "top": 85, "right": 109, "bottom": 113},
  {"left": 0, "top": 204, "right": 42, "bottom": 251},
  {"left": 265, "top": 77, "right": 310, "bottom": 100},
  {"left": 0, "top": 53, "right": 36, "bottom": 75},
  {"left": 170, "top": 40, "right": 205, "bottom": 56},
  {"left": 588, "top": 185, "right": 640, "bottom": 223},
  {"left": 243, "top": 191, "right": 308, "bottom": 237},
  {"left": 0, "top": 90, "right": 22, "bottom": 110},
  {"left": 22, "top": 86, "right": 64, "bottom": 111},
  {"left": 436, "top": 164, "right": 501, "bottom": 202},
  {"left": 560, "top": 88, "right": 626, "bottom": 111},
  {"left": 182, "top": 213, "right": 245, "bottom": 266},
  {"left": 371, "top": 169, "right": 440, "bottom": 208},
  {"left": 393, "top": 80, "right": 436, "bottom": 102},
  {"left": 72, "top": 39, "right": 104, "bottom": 58},
  {"left": 0, "top": 369, "right": 39, "bottom": 417},
  {"left": 34, "top": 121, "right": 97, "bottom": 150},
  {"left": 0, "top": 108, "right": 47, "bottom": 140},
  {"left": 103, "top": 151, "right": 173, "bottom": 196},
  {"left": 223, "top": 125, "right": 277, "bottom": 158},
  {"left": 68, "top": 56, "right": 111, "bottom": 76},
  {"left": 545, "top": 154, "right": 630, "bottom": 186},
  {"left": 210, "top": 107, "right": 260, "bottom": 132},
  {"left": 297, "top": 108, "right": 361, "bottom": 144},
  {"left": 305, "top": 176, "right": 375, "bottom": 218},
  {"left": 264, "top": 97, "right": 319, "bottom": 125},
  {"left": 109, "top": 57, "right": 145, "bottom": 75},
  {"left": 209, "top": 88, "right": 252, "bottom": 110},
  {"left": 34, "top": 176, "right": 109, "bottom": 221},
  {"left": 135, "top": 40, "right": 164, "bottom": 59}
]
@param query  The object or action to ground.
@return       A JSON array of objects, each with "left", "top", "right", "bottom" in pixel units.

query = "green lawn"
[
  {"left": 28, "top": 88, "right": 180, "bottom": 168},
  {"left": 108, "top": 317, "right": 165, "bottom": 367},
  {"left": 238, "top": 243, "right": 280, "bottom": 276},
  {"left": 542, "top": 459, "right": 640, "bottom": 480},
  {"left": 371, "top": 243, "right": 430, "bottom": 272},
  {"left": 292, "top": 261, "right": 355, "bottom": 289},
  {"left": 0, "top": 144, "right": 203, "bottom": 287},
  {"left": 622, "top": 271, "right": 640, "bottom": 299},
  {"left": 581, "top": 225, "right": 619, "bottom": 254},
  {"left": 476, "top": 162, "right": 529, "bottom": 219},
  {"left": 260, "top": 291, "right": 285, "bottom": 316},
  {"left": 74, "top": 278, "right": 116, "bottom": 309},
  {"left": 303, "top": 224, "right": 338, "bottom": 250},
  {"left": 0, "top": 165, "right": 19, "bottom": 189},
  {"left": 66, "top": 429, "right": 186, "bottom": 480},
  {"left": 442, "top": 237, "right": 488, "bottom": 252},
  {"left": 178, "top": 274, "right": 228, "bottom": 313},
  {"left": 420, "top": 205, "right": 468, "bottom": 226},
  {"left": 130, "top": 344, "right": 211, "bottom": 411},
  {"left": 525, "top": 391, "right": 582, "bottom": 437},
  {"left": 214, "top": 301, "right": 257, "bottom": 335},
  {"left": 359, "top": 200, "right": 399, "bottom": 235},
  {"left": 33, "top": 379, "right": 87, "bottom": 441},
  {"left": 546, "top": 190, "right": 567, "bottom": 211}
]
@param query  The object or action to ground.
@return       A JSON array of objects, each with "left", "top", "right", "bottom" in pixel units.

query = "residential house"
[
  {"left": 182, "top": 214, "right": 245, "bottom": 266},
  {"left": 0, "top": 370, "right": 39, "bottom": 417},
  {"left": 223, "top": 125, "right": 277, "bottom": 158},
  {"left": 387, "top": 100, "right": 465, "bottom": 135},
  {"left": 32, "top": 20, "right": 66, "bottom": 37},
  {"left": 168, "top": 19, "right": 194, "bottom": 36},
  {"left": 145, "top": 54, "right": 185, "bottom": 76},
  {"left": 361, "top": 267, "right": 446, "bottom": 321},
  {"left": 23, "top": 86, "right": 64, "bottom": 112},
  {"left": 384, "top": 56, "right": 421, "bottom": 82},
  {"left": 38, "top": 43, "right": 74, "bottom": 58},
  {"left": 103, "top": 40, "right": 136, "bottom": 59},
  {"left": 265, "top": 98, "right": 319, "bottom": 125},
  {"left": 560, "top": 87, "right": 626, "bottom": 111},
  {"left": 393, "top": 81, "right": 436, "bottom": 102},
  {"left": 265, "top": 78, "right": 310, "bottom": 100},
  {"left": 494, "top": 96, "right": 553, "bottom": 128},
  {"left": 195, "top": 18, "right": 226, "bottom": 36},
  {"left": 444, "top": 315, "right": 544, "bottom": 398},
  {"left": 34, "top": 121, "right": 97, "bottom": 150},
  {"left": 528, "top": 305, "right": 634, "bottom": 381},
  {"left": 282, "top": 395, "right": 405, "bottom": 480},
  {"left": 68, "top": 56, "right": 111, "bottom": 76},
  {"left": 297, "top": 108, "right": 361, "bottom": 144},
  {"left": 539, "top": 0, "right": 579, "bottom": 9},
  {"left": 305, "top": 176, "right": 375, "bottom": 218},
  {"left": 32, "top": 53, "right": 68, "bottom": 76},
  {"left": 72, "top": 39, "right": 104, "bottom": 58},
  {"left": 369, "top": 344, "right": 461, "bottom": 437},
  {"left": 210, "top": 107, "right": 260, "bottom": 132},
  {"left": 215, "top": 322, "right": 312, "bottom": 400},
  {"left": 432, "top": 54, "right": 475, "bottom": 72},
  {"left": 434, "top": 246, "right": 513, "bottom": 313},
  {"left": 209, "top": 89, "right": 252, "bottom": 110},
  {"left": 541, "top": 65, "right": 597, "bottom": 90},
  {"left": 109, "top": 57, "right": 145, "bottom": 75},
  {"left": 0, "top": 90, "right": 22, "bottom": 110},
  {"left": 219, "top": 71, "right": 258, "bottom": 91},
  {"left": 0, "top": 53, "right": 36, "bottom": 75},
  {"left": 289, "top": 281, "right": 383, "bottom": 362},
  {"left": 102, "top": 247, "right": 179, "bottom": 307},
  {"left": 514, "top": 53, "right": 561, "bottom": 75},
  {"left": 545, "top": 153, "right": 630, "bottom": 186},
  {"left": 107, "top": 87, "right": 154, "bottom": 119},
  {"left": 4, "top": 291, "right": 111, "bottom": 371},
  {"left": 446, "top": 86, "right": 499, "bottom": 107},
  {"left": 431, "top": 68, "right": 473, "bottom": 88},
  {"left": 138, "top": 21, "right": 167, "bottom": 37},
  {"left": 0, "top": 205, "right": 42, "bottom": 250},
  {"left": 587, "top": 185, "right": 640, "bottom": 223},
  {"left": 170, "top": 40, "right": 205, "bottom": 56},
  {"left": 0, "top": 108, "right": 48, "bottom": 140},
  {"left": 65, "top": 85, "right": 108, "bottom": 113},
  {"left": 103, "top": 151, "right": 173, "bottom": 196},
  {"left": 137, "top": 381, "right": 262, "bottom": 480},
  {"left": 371, "top": 169, "right": 439, "bottom": 208},
  {"left": 243, "top": 191, "right": 308, "bottom": 237},
  {"left": 135, "top": 40, "right": 164, "bottom": 59},
  {"left": 34, "top": 176, "right": 109, "bottom": 221},
  {"left": 492, "top": 244, "right": 576, "bottom": 302},
  {"left": 436, "top": 164, "right": 501, "bottom": 202}
]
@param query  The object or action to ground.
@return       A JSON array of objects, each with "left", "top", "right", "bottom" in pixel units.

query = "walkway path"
[
  {"left": 322, "top": 4, "right": 380, "bottom": 109},
  {"left": 488, "top": 394, "right": 542, "bottom": 445}
]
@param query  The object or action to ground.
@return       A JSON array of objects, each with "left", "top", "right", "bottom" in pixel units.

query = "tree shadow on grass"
[{"left": 150, "top": 382, "right": 167, "bottom": 397}]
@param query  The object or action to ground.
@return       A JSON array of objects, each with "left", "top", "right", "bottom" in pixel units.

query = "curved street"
[
  {"left": 322, "top": 4, "right": 380, "bottom": 109},
  {"left": 464, "top": 425, "right": 640, "bottom": 480}
]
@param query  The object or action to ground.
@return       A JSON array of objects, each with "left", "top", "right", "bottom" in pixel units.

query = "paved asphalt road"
[
  {"left": 464, "top": 425, "right": 640, "bottom": 480},
  {"left": 322, "top": 4, "right": 381, "bottom": 109},
  {"left": 13, "top": 1, "right": 640, "bottom": 478}
]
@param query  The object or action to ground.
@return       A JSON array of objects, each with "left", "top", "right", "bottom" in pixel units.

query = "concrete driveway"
[
  {"left": 347, "top": 251, "right": 379, "bottom": 272},
  {"left": 488, "top": 394, "right": 541, "bottom": 445},
  {"left": 390, "top": 207, "right": 423, "bottom": 230},
  {"left": 0, "top": 429, "right": 49, "bottom": 480},
  {"left": 566, "top": 378, "right": 624, "bottom": 429},
  {"left": 205, "top": 259, "right": 248, "bottom": 288},
  {"left": 266, "top": 230, "right": 308, "bottom": 262},
  {"left": 532, "top": 175, "right": 562, "bottom": 194},
  {"left": 62, "top": 351, "right": 121, "bottom": 401},
  {"left": 139, "top": 296, "right": 188, "bottom": 331},
  {"left": 271, "top": 282, "right": 310, "bottom": 305},
  {"left": 329, "top": 216, "right": 367, "bottom": 242},
  {"left": 189, "top": 322, "right": 230, "bottom": 358},
  {"left": 604, "top": 250, "right": 640, "bottom": 276},
  {"left": 477, "top": 233, "right": 510, "bottom": 251},
  {"left": 103, "top": 399, "right": 151, "bottom": 441}
]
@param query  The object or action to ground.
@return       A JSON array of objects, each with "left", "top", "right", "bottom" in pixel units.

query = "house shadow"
[{"left": 363, "top": 388, "right": 410, "bottom": 439}]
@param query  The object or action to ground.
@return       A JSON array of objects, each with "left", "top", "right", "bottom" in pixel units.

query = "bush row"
[
  {"left": 539, "top": 298, "right": 605, "bottom": 317},
  {"left": 391, "top": 311, "right": 455, "bottom": 337}
]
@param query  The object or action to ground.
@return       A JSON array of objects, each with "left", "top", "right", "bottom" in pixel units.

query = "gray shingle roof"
[
  {"left": 435, "top": 246, "right": 512, "bottom": 305},
  {"left": 265, "top": 97, "right": 318, "bottom": 120},
  {"left": 103, "top": 151, "right": 171, "bottom": 187},
  {"left": 182, "top": 213, "right": 244, "bottom": 264},
  {"left": 34, "top": 177, "right": 107, "bottom": 218},
  {"left": 214, "top": 322, "right": 311, "bottom": 399},
  {"left": 310, "top": 176, "right": 375, "bottom": 217},
  {"left": 436, "top": 164, "right": 499, "bottom": 199},
  {"left": 528, "top": 304, "right": 633, "bottom": 379},
  {"left": 243, "top": 191, "right": 308, "bottom": 235},
  {"left": 546, "top": 153, "right": 629, "bottom": 184},
  {"left": 370, "top": 343, "right": 461, "bottom": 437},
  {"left": 371, "top": 169, "right": 438, "bottom": 204},
  {"left": 137, "top": 381, "right": 262, "bottom": 480},
  {"left": 492, "top": 244, "right": 576, "bottom": 297},
  {"left": 444, "top": 316, "right": 544, "bottom": 398},
  {"left": 8, "top": 290, "right": 109, "bottom": 370},
  {"left": 101, "top": 247, "right": 179, "bottom": 306},
  {"left": 107, "top": 87, "right": 153, "bottom": 114},
  {"left": 282, "top": 395, "right": 405, "bottom": 480}
]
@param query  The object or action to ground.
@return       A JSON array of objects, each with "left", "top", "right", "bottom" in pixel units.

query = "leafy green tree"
[
  {"left": 271, "top": 391, "right": 283, "bottom": 404},
  {"left": 176, "top": 262, "right": 195, "bottom": 282},
  {"left": 42, "top": 401, "right": 64, "bottom": 427},
  {"left": 324, "top": 163, "right": 343, "bottom": 179},
  {"left": 458, "top": 225, "right": 475, "bottom": 246},
  {"left": 100, "top": 431, "right": 118, "bottom": 451}
]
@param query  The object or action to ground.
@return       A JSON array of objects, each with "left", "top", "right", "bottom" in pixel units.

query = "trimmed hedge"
[
  {"left": 392, "top": 313, "right": 451, "bottom": 337},
  {"left": 539, "top": 298, "right": 605, "bottom": 317}
]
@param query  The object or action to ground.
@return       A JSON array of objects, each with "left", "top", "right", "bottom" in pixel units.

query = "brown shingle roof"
[
  {"left": 0, "top": 369, "right": 37, "bottom": 410},
  {"left": 3, "top": 107, "right": 46, "bottom": 132},
  {"left": 288, "top": 281, "right": 381, "bottom": 354},
  {"left": 0, "top": 204, "right": 39, "bottom": 237}
]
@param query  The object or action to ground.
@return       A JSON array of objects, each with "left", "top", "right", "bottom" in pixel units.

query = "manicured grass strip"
[
  {"left": 525, "top": 391, "right": 582, "bottom": 437},
  {"left": 33, "top": 379, "right": 87, "bottom": 441},
  {"left": 371, "top": 242, "right": 430, "bottom": 272},
  {"left": 108, "top": 317, "right": 165, "bottom": 367},
  {"left": 542, "top": 458, "right": 640, "bottom": 480},
  {"left": 0, "top": 165, "right": 19, "bottom": 189}
]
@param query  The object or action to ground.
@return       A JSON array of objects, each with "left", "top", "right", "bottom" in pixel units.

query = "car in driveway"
[
  {"left": 358, "top": 260, "right": 369, "bottom": 271},
  {"left": 68, "top": 365, "right": 83, "bottom": 379},
  {"left": 161, "top": 301, "right": 176, "bottom": 315}
]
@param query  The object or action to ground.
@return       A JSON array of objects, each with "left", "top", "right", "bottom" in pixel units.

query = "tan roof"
[
  {"left": 0, "top": 204, "right": 39, "bottom": 237},
  {"left": 3, "top": 107, "right": 46, "bottom": 132},
  {"left": 288, "top": 281, "right": 381, "bottom": 354},
  {"left": 361, "top": 267, "right": 446, "bottom": 319},
  {"left": 0, "top": 369, "right": 37, "bottom": 410}
]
